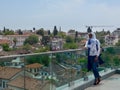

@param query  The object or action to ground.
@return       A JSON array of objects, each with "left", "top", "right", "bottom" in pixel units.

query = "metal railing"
[{"left": 0, "top": 47, "right": 119, "bottom": 90}]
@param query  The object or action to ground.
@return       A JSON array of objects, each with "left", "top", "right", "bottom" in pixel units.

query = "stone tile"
[{"left": 85, "top": 74, "right": 120, "bottom": 90}]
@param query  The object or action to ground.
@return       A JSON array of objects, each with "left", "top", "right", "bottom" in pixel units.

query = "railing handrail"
[
  {"left": 1, "top": 46, "right": 119, "bottom": 59},
  {"left": 0, "top": 48, "right": 83, "bottom": 59}
]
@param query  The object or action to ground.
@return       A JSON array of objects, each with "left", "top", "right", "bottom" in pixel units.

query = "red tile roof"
[
  {"left": 0, "top": 39, "right": 12, "bottom": 45},
  {"left": 7, "top": 76, "right": 49, "bottom": 90},
  {"left": 0, "top": 67, "right": 22, "bottom": 79},
  {"left": 26, "top": 63, "right": 43, "bottom": 69}
]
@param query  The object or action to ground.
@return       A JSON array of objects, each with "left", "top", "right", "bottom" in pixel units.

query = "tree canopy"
[
  {"left": 24, "top": 35, "right": 39, "bottom": 45},
  {"left": 53, "top": 26, "right": 58, "bottom": 36},
  {"left": 36, "top": 28, "right": 44, "bottom": 36}
]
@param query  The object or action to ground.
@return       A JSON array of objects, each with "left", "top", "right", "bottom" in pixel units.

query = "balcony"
[
  {"left": 85, "top": 73, "right": 120, "bottom": 90},
  {"left": 0, "top": 47, "right": 119, "bottom": 90}
]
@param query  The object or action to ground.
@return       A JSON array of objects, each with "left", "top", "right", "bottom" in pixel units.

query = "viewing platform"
[
  {"left": 0, "top": 47, "right": 119, "bottom": 90},
  {"left": 85, "top": 74, "right": 120, "bottom": 90}
]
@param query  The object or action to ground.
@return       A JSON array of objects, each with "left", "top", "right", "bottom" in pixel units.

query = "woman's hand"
[{"left": 94, "top": 56, "right": 98, "bottom": 62}]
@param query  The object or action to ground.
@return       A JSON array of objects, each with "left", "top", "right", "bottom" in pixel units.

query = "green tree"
[
  {"left": 23, "top": 43, "right": 32, "bottom": 51},
  {"left": 17, "top": 29, "right": 23, "bottom": 35},
  {"left": 4, "top": 29, "right": 14, "bottom": 35},
  {"left": 41, "top": 36, "right": 50, "bottom": 46},
  {"left": 99, "top": 38, "right": 105, "bottom": 45},
  {"left": 3, "top": 26, "right": 6, "bottom": 33},
  {"left": 75, "top": 31, "right": 78, "bottom": 42},
  {"left": 106, "top": 47, "right": 115, "bottom": 54},
  {"left": 63, "top": 43, "right": 78, "bottom": 49},
  {"left": 24, "top": 35, "right": 39, "bottom": 45},
  {"left": 78, "top": 57, "right": 87, "bottom": 65},
  {"left": 36, "top": 28, "right": 44, "bottom": 36},
  {"left": 116, "top": 40, "right": 120, "bottom": 46},
  {"left": 26, "top": 55, "right": 50, "bottom": 66},
  {"left": 113, "top": 56, "right": 120, "bottom": 66},
  {"left": 48, "top": 30, "right": 51, "bottom": 35},
  {"left": 2, "top": 43, "right": 10, "bottom": 51},
  {"left": 34, "top": 46, "right": 50, "bottom": 53},
  {"left": 65, "top": 36, "right": 74, "bottom": 43},
  {"left": 53, "top": 26, "right": 58, "bottom": 36},
  {"left": 58, "top": 31, "right": 66, "bottom": 39},
  {"left": 33, "top": 27, "right": 35, "bottom": 31},
  {"left": 102, "top": 53, "right": 112, "bottom": 67}
]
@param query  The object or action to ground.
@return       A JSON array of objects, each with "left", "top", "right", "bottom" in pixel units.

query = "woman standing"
[{"left": 85, "top": 32, "right": 101, "bottom": 85}]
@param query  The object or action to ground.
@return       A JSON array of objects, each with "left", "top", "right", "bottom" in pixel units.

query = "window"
[
  {"left": 0, "top": 79, "right": 2, "bottom": 87},
  {"left": 45, "top": 72, "right": 47, "bottom": 76},
  {"left": 37, "top": 68, "right": 39, "bottom": 72},
  {"left": 2, "top": 81, "right": 6, "bottom": 88},
  {"left": 30, "top": 68, "right": 32, "bottom": 72},
  {"left": 34, "top": 68, "right": 37, "bottom": 72}
]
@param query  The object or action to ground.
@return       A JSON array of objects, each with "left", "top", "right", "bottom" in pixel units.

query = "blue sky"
[{"left": 0, "top": 0, "right": 120, "bottom": 32}]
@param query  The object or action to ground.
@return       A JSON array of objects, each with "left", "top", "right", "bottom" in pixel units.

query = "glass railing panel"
[
  {"left": 0, "top": 50, "right": 105, "bottom": 90},
  {"left": 0, "top": 47, "right": 119, "bottom": 90},
  {"left": 0, "top": 55, "right": 26, "bottom": 90},
  {"left": 101, "top": 47, "right": 120, "bottom": 70},
  {"left": 50, "top": 52, "right": 71, "bottom": 87}
]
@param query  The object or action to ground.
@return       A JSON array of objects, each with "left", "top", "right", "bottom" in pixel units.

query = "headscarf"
[
  {"left": 85, "top": 32, "right": 101, "bottom": 56},
  {"left": 88, "top": 32, "right": 96, "bottom": 39}
]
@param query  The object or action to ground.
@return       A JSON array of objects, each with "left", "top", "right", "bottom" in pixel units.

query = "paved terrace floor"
[{"left": 85, "top": 74, "right": 120, "bottom": 90}]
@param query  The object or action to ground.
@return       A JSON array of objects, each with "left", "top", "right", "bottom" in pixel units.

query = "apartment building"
[
  {"left": 112, "top": 28, "right": 120, "bottom": 38},
  {"left": 105, "top": 35, "right": 119, "bottom": 46}
]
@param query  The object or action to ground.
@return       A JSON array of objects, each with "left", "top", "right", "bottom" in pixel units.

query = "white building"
[
  {"left": 0, "top": 34, "right": 42, "bottom": 47},
  {"left": 78, "top": 32, "right": 88, "bottom": 39},
  {"left": 112, "top": 28, "right": 120, "bottom": 38},
  {"left": 105, "top": 35, "right": 119, "bottom": 46},
  {"left": 51, "top": 38, "right": 63, "bottom": 51},
  {"left": 4, "top": 57, "right": 24, "bottom": 68}
]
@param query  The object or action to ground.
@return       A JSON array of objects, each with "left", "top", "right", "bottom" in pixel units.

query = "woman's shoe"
[
  {"left": 93, "top": 82, "right": 97, "bottom": 85},
  {"left": 97, "top": 77, "right": 101, "bottom": 84},
  {"left": 93, "top": 78, "right": 98, "bottom": 85},
  {"left": 94, "top": 78, "right": 101, "bottom": 85}
]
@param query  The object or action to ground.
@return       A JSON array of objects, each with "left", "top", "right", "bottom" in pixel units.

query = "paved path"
[{"left": 85, "top": 74, "right": 120, "bottom": 90}]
